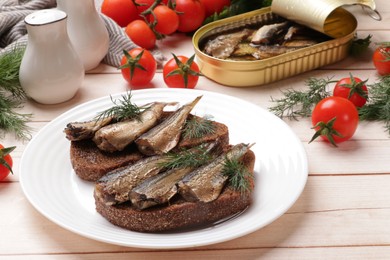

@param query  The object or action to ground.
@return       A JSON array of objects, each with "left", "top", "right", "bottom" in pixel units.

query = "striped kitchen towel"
[{"left": 0, "top": 0, "right": 165, "bottom": 68}]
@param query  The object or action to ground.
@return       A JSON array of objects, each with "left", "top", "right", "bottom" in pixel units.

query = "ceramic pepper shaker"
[
  {"left": 19, "top": 9, "right": 84, "bottom": 105},
  {"left": 57, "top": 0, "right": 110, "bottom": 71}
]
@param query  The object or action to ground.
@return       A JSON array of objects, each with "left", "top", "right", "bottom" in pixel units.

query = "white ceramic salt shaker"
[
  {"left": 57, "top": 0, "right": 110, "bottom": 71},
  {"left": 19, "top": 9, "right": 84, "bottom": 105}
]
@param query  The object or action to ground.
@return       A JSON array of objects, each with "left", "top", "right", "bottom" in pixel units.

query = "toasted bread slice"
[
  {"left": 94, "top": 149, "right": 255, "bottom": 233},
  {"left": 70, "top": 118, "right": 229, "bottom": 182}
]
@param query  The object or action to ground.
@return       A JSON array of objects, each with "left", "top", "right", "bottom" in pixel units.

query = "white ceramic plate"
[{"left": 20, "top": 88, "right": 308, "bottom": 249}]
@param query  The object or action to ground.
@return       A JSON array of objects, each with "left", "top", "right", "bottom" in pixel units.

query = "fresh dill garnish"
[
  {"left": 359, "top": 75, "right": 390, "bottom": 135},
  {"left": 161, "top": 145, "right": 214, "bottom": 170},
  {"left": 269, "top": 77, "right": 334, "bottom": 119},
  {"left": 0, "top": 96, "right": 32, "bottom": 140},
  {"left": 0, "top": 46, "right": 27, "bottom": 100},
  {"left": 349, "top": 34, "right": 372, "bottom": 57},
  {"left": 95, "top": 92, "right": 149, "bottom": 121},
  {"left": 223, "top": 157, "right": 253, "bottom": 193},
  {"left": 0, "top": 46, "right": 32, "bottom": 140},
  {"left": 203, "top": 0, "right": 271, "bottom": 25},
  {"left": 183, "top": 115, "right": 216, "bottom": 139}
]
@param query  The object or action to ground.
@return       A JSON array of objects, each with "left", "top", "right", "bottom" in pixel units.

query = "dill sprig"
[
  {"left": 162, "top": 145, "right": 214, "bottom": 170},
  {"left": 358, "top": 75, "right": 390, "bottom": 134},
  {"left": 0, "top": 46, "right": 27, "bottom": 100},
  {"left": 183, "top": 115, "right": 216, "bottom": 139},
  {"left": 0, "top": 96, "right": 32, "bottom": 140},
  {"left": 269, "top": 77, "right": 334, "bottom": 119},
  {"left": 203, "top": 0, "right": 272, "bottom": 25},
  {"left": 349, "top": 34, "right": 372, "bottom": 57},
  {"left": 95, "top": 92, "right": 148, "bottom": 122},
  {"left": 0, "top": 46, "right": 32, "bottom": 140},
  {"left": 223, "top": 157, "right": 253, "bottom": 193}
]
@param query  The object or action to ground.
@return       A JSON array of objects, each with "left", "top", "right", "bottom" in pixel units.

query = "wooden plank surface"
[
  {"left": 1, "top": 0, "right": 390, "bottom": 258},
  {"left": 2, "top": 174, "right": 390, "bottom": 255}
]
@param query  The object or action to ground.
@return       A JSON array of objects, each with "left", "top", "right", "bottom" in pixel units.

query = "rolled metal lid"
[{"left": 271, "top": 0, "right": 380, "bottom": 38}]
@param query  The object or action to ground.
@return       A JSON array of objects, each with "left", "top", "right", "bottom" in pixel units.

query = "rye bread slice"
[
  {"left": 94, "top": 149, "right": 255, "bottom": 233},
  {"left": 70, "top": 140, "right": 144, "bottom": 182},
  {"left": 70, "top": 119, "right": 229, "bottom": 182}
]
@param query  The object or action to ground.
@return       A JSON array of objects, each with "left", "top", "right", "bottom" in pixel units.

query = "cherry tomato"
[
  {"left": 0, "top": 145, "right": 15, "bottom": 181},
  {"left": 101, "top": 0, "right": 139, "bottom": 27},
  {"left": 373, "top": 43, "right": 390, "bottom": 76},
  {"left": 163, "top": 54, "right": 201, "bottom": 89},
  {"left": 150, "top": 5, "right": 179, "bottom": 35},
  {"left": 333, "top": 74, "right": 368, "bottom": 107},
  {"left": 175, "top": 0, "right": 206, "bottom": 33},
  {"left": 125, "top": 20, "right": 156, "bottom": 50},
  {"left": 310, "top": 96, "right": 359, "bottom": 146},
  {"left": 200, "top": 0, "right": 231, "bottom": 17},
  {"left": 120, "top": 48, "right": 157, "bottom": 86}
]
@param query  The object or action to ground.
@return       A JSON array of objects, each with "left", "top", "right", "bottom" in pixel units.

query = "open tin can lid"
[{"left": 271, "top": 0, "right": 381, "bottom": 38}]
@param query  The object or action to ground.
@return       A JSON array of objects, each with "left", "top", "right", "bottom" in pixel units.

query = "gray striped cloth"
[{"left": 0, "top": 0, "right": 165, "bottom": 68}]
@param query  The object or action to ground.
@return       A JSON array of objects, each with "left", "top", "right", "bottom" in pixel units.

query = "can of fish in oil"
[{"left": 192, "top": 1, "right": 378, "bottom": 87}]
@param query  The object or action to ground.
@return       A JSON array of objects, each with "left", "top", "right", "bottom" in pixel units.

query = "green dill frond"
[
  {"left": 269, "top": 77, "right": 334, "bottom": 119},
  {"left": 223, "top": 157, "right": 253, "bottom": 194},
  {"left": 0, "top": 46, "right": 27, "bottom": 100},
  {"left": 359, "top": 75, "right": 390, "bottom": 135},
  {"left": 162, "top": 145, "right": 214, "bottom": 170},
  {"left": 0, "top": 95, "right": 32, "bottom": 140},
  {"left": 0, "top": 46, "right": 31, "bottom": 140},
  {"left": 183, "top": 115, "right": 216, "bottom": 139},
  {"left": 349, "top": 34, "right": 372, "bottom": 57},
  {"left": 95, "top": 92, "right": 149, "bottom": 121}
]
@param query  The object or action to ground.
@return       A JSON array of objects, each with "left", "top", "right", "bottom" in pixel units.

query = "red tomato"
[
  {"left": 163, "top": 54, "right": 200, "bottom": 89},
  {"left": 333, "top": 75, "right": 368, "bottom": 107},
  {"left": 175, "top": 0, "right": 206, "bottom": 33},
  {"left": 150, "top": 5, "right": 179, "bottom": 35},
  {"left": 125, "top": 20, "right": 156, "bottom": 49},
  {"left": 101, "top": 0, "right": 139, "bottom": 27},
  {"left": 373, "top": 44, "right": 390, "bottom": 76},
  {"left": 200, "top": 0, "right": 231, "bottom": 17},
  {"left": 311, "top": 96, "right": 359, "bottom": 146},
  {"left": 0, "top": 145, "right": 15, "bottom": 181},
  {"left": 120, "top": 48, "right": 157, "bottom": 86}
]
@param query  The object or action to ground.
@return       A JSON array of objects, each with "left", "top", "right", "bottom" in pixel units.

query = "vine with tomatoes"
[
  {"left": 102, "top": 0, "right": 269, "bottom": 50},
  {"left": 101, "top": 0, "right": 272, "bottom": 37},
  {"left": 101, "top": 0, "right": 272, "bottom": 89}
]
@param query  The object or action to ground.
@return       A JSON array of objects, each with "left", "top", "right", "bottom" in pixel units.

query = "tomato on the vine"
[
  {"left": 163, "top": 54, "right": 201, "bottom": 89},
  {"left": 0, "top": 145, "right": 15, "bottom": 181},
  {"left": 101, "top": 0, "right": 139, "bottom": 27},
  {"left": 333, "top": 74, "right": 368, "bottom": 107},
  {"left": 120, "top": 48, "right": 157, "bottom": 86},
  {"left": 200, "top": 0, "right": 231, "bottom": 17},
  {"left": 175, "top": 0, "right": 206, "bottom": 33},
  {"left": 150, "top": 5, "right": 179, "bottom": 35},
  {"left": 310, "top": 96, "right": 359, "bottom": 146},
  {"left": 125, "top": 20, "right": 156, "bottom": 50},
  {"left": 373, "top": 43, "right": 390, "bottom": 76}
]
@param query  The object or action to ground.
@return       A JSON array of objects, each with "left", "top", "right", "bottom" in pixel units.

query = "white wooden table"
[{"left": 1, "top": 1, "right": 390, "bottom": 258}]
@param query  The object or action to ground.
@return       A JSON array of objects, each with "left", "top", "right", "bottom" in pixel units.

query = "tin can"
[{"left": 193, "top": 6, "right": 357, "bottom": 87}]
